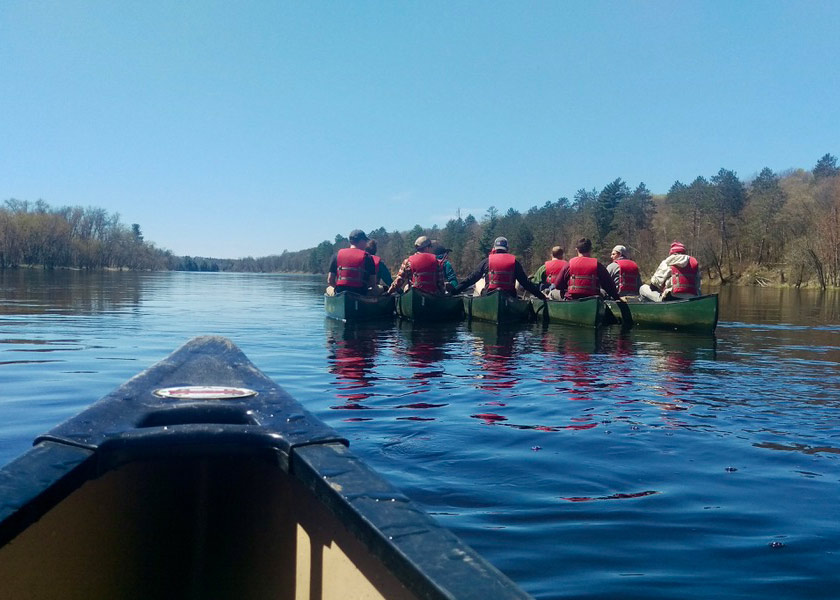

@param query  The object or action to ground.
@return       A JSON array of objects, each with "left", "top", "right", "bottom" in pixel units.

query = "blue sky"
[{"left": 2, "top": 1, "right": 838, "bottom": 258}]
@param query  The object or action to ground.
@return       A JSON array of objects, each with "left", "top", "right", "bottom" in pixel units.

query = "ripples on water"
[{"left": 1, "top": 271, "right": 838, "bottom": 599}]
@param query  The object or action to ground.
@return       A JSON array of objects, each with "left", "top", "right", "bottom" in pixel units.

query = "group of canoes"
[{"left": 325, "top": 229, "right": 718, "bottom": 332}]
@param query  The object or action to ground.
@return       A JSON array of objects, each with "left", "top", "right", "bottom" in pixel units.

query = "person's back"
[
  {"left": 487, "top": 251, "right": 517, "bottom": 294},
  {"left": 543, "top": 246, "right": 568, "bottom": 290},
  {"left": 555, "top": 238, "right": 621, "bottom": 301},
  {"left": 639, "top": 241, "right": 700, "bottom": 302},
  {"left": 335, "top": 247, "right": 369, "bottom": 294},
  {"left": 408, "top": 251, "right": 441, "bottom": 293},
  {"left": 365, "top": 239, "right": 392, "bottom": 293},
  {"left": 453, "top": 237, "right": 545, "bottom": 299},
  {"left": 328, "top": 229, "right": 375, "bottom": 296},
  {"left": 606, "top": 245, "right": 640, "bottom": 296},
  {"left": 669, "top": 254, "right": 700, "bottom": 298},
  {"left": 387, "top": 236, "right": 445, "bottom": 295},
  {"left": 567, "top": 255, "right": 600, "bottom": 299},
  {"left": 431, "top": 243, "right": 458, "bottom": 294}
]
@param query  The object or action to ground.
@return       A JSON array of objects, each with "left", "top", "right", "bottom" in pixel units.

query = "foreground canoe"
[
  {"left": 604, "top": 293, "right": 719, "bottom": 332},
  {"left": 463, "top": 292, "right": 532, "bottom": 324},
  {"left": 395, "top": 287, "right": 464, "bottom": 321},
  {"left": 532, "top": 296, "right": 605, "bottom": 327},
  {"left": 324, "top": 290, "right": 394, "bottom": 321},
  {"left": 0, "top": 337, "right": 530, "bottom": 600}
]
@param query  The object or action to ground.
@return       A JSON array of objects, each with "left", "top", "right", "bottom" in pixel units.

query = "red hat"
[{"left": 669, "top": 241, "right": 686, "bottom": 255}]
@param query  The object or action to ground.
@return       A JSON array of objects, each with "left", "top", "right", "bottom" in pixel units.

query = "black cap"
[
  {"left": 432, "top": 244, "right": 452, "bottom": 255},
  {"left": 348, "top": 229, "right": 368, "bottom": 243}
]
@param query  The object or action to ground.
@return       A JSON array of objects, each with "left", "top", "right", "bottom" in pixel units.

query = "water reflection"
[
  {"left": 0, "top": 269, "right": 145, "bottom": 316},
  {"left": 467, "top": 321, "right": 529, "bottom": 394},
  {"left": 537, "top": 325, "right": 613, "bottom": 403},
  {"left": 395, "top": 319, "right": 459, "bottom": 368},
  {"left": 717, "top": 284, "right": 840, "bottom": 325},
  {"left": 390, "top": 321, "right": 460, "bottom": 419},
  {"left": 323, "top": 318, "right": 380, "bottom": 413}
]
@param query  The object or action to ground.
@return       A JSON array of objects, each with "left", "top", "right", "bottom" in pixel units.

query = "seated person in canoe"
[
  {"left": 535, "top": 245, "right": 568, "bottom": 292},
  {"left": 454, "top": 236, "right": 546, "bottom": 300},
  {"left": 365, "top": 239, "right": 393, "bottom": 295},
  {"left": 552, "top": 238, "right": 621, "bottom": 301},
  {"left": 639, "top": 241, "right": 702, "bottom": 302},
  {"left": 607, "top": 244, "right": 642, "bottom": 299},
  {"left": 326, "top": 229, "right": 376, "bottom": 296},
  {"left": 431, "top": 241, "right": 459, "bottom": 294},
  {"left": 387, "top": 236, "right": 447, "bottom": 295}
]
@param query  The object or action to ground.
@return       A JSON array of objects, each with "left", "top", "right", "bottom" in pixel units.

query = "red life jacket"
[
  {"left": 545, "top": 259, "right": 568, "bottom": 286},
  {"left": 371, "top": 255, "right": 381, "bottom": 281},
  {"left": 487, "top": 252, "right": 517, "bottom": 292},
  {"left": 336, "top": 248, "right": 368, "bottom": 288},
  {"left": 615, "top": 259, "right": 640, "bottom": 295},
  {"left": 670, "top": 257, "right": 700, "bottom": 296},
  {"left": 408, "top": 252, "right": 439, "bottom": 293},
  {"left": 567, "top": 256, "right": 599, "bottom": 298}
]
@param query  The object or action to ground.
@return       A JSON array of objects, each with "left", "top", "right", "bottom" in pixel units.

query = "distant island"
[{"left": 3, "top": 153, "right": 839, "bottom": 289}]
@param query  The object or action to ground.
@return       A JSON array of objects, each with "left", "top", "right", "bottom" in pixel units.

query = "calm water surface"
[{"left": 1, "top": 270, "right": 838, "bottom": 599}]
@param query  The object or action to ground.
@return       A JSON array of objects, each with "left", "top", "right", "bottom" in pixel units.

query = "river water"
[{"left": 1, "top": 270, "right": 838, "bottom": 599}]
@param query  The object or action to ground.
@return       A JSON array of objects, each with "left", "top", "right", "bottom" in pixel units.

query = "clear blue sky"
[{"left": 2, "top": 1, "right": 838, "bottom": 258}]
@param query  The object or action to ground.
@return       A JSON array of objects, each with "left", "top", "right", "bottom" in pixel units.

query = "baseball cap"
[
  {"left": 414, "top": 236, "right": 432, "bottom": 249},
  {"left": 348, "top": 229, "right": 368, "bottom": 243}
]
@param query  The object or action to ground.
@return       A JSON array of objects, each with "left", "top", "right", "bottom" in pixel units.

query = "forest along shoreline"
[{"left": 3, "top": 153, "right": 840, "bottom": 289}]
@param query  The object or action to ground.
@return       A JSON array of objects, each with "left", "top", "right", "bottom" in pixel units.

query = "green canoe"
[
  {"left": 531, "top": 296, "right": 605, "bottom": 328},
  {"left": 463, "top": 292, "right": 532, "bottom": 324},
  {"left": 395, "top": 287, "right": 464, "bottom": 321},
  {"left": 604, "top": 293, "right": 719, "bottom": 332},
  {"left": 324, "top": 291, "right": 394, "bottom": 321}
]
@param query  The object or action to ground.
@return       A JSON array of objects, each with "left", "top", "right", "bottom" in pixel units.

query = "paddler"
[
  {"left": 431, "top": 241, "right": 459, "bottom": 294},
  {"left": 553, "top": 238, "right": 621, "bottom": 301},
  {"left": 533, "top": 246, "right": 568, "bottom": 291},
  {"left": 386, "top": 236, "right": 446, "bottom": 295},
  {"left": 607, "top": 245, "right": 641, "bottom": 298},
  {"left": 454, "top": 236, "right": 546, "bottom": 299},
  {"left": 639, "top": 241, "right": 701, "bottom": 302},
  {"left": 326, "top": 229, "right": 376, "bottom": 296},
  {"left": 365, "top": 239, "right": 393, "bottom": 294}
]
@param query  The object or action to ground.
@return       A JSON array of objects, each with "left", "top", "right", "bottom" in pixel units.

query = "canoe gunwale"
[
  {"left": 395, "top": 287, "right": 465, "bottom": 321},
  {"left": 603, "top": 293, "right": 719, "bottom": 332},
  {"left": 0, "top": 336, "right": 532, "bottom": 600},
  {"left": 465, "top": 291, "right": 532, "bottom": 324},
  {"left": 533, "top": 296, "right": 604, "bottom": 328},
  {"left": 325, "top": 291, "right": 395, "bottom": 321}
]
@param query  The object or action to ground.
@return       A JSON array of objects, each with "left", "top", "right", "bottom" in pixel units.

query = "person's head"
[
  {"left": 669, "top": 241, "right": 687, "bottom": 255},
  {"left": 414, "top": 235, "right": 432, "bottom": 252},
  {"left": 610, "top": 244, "right": 627, "bottom": 261},
  {"left": 575, "top": 238, "right": 592, "bottom": 255},
  {"left": 431, "top": 242, "right": 451, "bottom": 259},
  {"left": 493, "top": 236, "right": 509, "bottom": 253},
  {"left": 551, "top": 245, "right": 564, "bottom": 259},
  {"left": 348, "top": 229, "right": 368, "bottom": 246},
  {"left": 365, "top": 239, "right": 378, "bottom": 255}
]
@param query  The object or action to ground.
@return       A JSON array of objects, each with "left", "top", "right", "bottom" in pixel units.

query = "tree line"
[
  {"left": 247, "top": 153, "right": 840, "bottom": 289},
  {"left": 4, "top": 153, "right": 840, "bottom": 288},
  {"left": 0, "top": 200, "right": 171, "bottom": 270}
]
